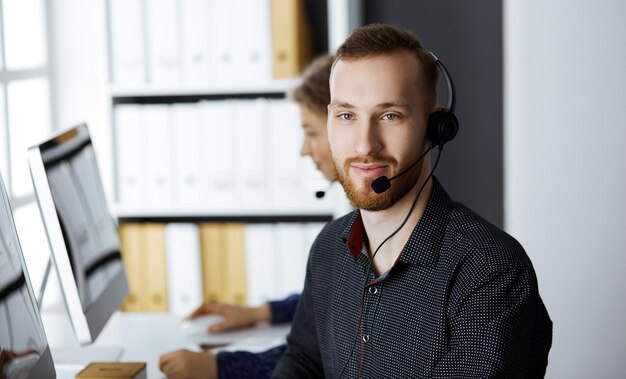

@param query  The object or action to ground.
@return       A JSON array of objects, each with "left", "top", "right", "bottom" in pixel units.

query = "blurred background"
[{"left": 0, "top": 0, "right": 624, "bottom": 377}]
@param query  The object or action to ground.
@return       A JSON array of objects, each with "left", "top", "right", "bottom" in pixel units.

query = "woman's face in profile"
[{"left": 299, "top": 105, "right": 337, "bottom": 182}]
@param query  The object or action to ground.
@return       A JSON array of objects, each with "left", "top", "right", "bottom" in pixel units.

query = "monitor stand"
[{"left": 39, "top": 259, "right": 124, "bottom": 368}]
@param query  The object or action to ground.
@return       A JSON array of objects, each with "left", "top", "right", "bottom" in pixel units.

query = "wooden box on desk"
[{"left": 75, "top": 362, "right": 146, "bottom": 379}]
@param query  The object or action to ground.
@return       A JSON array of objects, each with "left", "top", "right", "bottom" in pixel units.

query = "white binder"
[
  {"left": 274, "top": 223, "right": 306, "bottom": 299},
  {"left": 198, "top": 101, "right": 235, "bottom": 208},
  {"left": 172, "top": 104, "right": 201, "bottom": 207},
  {"left": 267, "top": 100, "right": 303, "bottom": 207},
  {"left": 109, "top": 0, "right": 146, "bottom": 84},
  {"left": 233, "top": 99, "right": 269, "bottom": 207},
  {"left": 211, "top": 0, "right": 240, "bottom": 84},
  {"left": 143, "top": 105, "right": 174, "bottom": 206},
  {"left": 115, "top": 105, "right": 145, "bottom": 206},
  {"left": 238, "top": 0, "right": 272, "bottom": 83},
  {"left": 245, "top": 223, "right": 277, "bottom": 306},
  {"left": 165, "top": 223, "right": 203, "bottom": 316},
  {"left": 146, "top": 0, "right": 181, "bottom": 84},
  {"left": 180, "top": 0, "right": 214, "bottom": 84}
]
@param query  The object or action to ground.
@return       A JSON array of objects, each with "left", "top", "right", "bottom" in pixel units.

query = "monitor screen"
[
  {"left": 0, "top": 172, "right": 56, "bottom": 378},
  {"left": 28, "top": 124, "right": 128, "bottom": 345}
]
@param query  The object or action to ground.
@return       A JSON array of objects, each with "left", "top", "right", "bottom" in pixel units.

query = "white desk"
[{"left": 42, "top": 311, "right": 290, "bottom": 379}]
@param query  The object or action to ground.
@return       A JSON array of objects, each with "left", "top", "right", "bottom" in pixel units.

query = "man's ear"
[{"left": 432, "top": 105, "right": 445, "bottom": 113}]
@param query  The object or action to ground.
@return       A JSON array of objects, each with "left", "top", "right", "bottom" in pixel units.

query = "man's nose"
[{"left": 354, "top": 119, "right": 383, "bottom": 157}]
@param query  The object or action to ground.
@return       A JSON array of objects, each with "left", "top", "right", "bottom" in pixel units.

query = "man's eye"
[
  {"left": 338, "top": 113, "right": 353, "bottom": 121},
  {"left": 382, "top": 113, "right": 400, "bottom": 121}
]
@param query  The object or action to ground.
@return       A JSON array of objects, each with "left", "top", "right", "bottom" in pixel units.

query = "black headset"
[{"left": 427, "top": 52, "right": 459, "bottom": 147}]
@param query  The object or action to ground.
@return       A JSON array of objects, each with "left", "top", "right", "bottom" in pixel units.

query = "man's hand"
[
  {"left": 186, "top": 301, "right": 271, "bottom": 333},
  {"left": 159, "top": 349, "right": 217, "bottom": 379}
]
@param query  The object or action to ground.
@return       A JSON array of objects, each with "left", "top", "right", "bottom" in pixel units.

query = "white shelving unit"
[{"left": 105, "top": 0, "right": 361, "bottom": 222}]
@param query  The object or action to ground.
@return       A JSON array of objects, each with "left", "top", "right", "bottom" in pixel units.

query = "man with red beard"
[{"left": 273, "top": 24, "right": 552, "bottom": 378}]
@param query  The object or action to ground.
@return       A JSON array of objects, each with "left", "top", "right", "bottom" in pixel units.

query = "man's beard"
[{"left": 335, "top": 155, "right": 423, "bottom": 212}]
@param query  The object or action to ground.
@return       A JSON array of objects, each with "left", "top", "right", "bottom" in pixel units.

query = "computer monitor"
[
  {"left": 27, "top": 124, "right": 128, "bottom": 345},
  {"left": 0, "top": 172, "right": 56, "bottom": 378}
]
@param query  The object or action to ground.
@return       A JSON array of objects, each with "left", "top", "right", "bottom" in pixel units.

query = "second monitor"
[
  {"left": 0, "top": 171, "right": 56, "bottom": 378},
  {"left": 28, "top": 124, "right": 128, "bottom": 345}
]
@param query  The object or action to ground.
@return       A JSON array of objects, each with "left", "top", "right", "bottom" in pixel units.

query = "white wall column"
[{"left": 505, "top": 1, "right": 626, "bottom": 377}]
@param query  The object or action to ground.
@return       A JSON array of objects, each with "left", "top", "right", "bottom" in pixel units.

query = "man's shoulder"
[{"left": 445, "top": 201, "right": 532, "bottom": 271}]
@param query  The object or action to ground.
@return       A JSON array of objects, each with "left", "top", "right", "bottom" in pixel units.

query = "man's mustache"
[{"left": 344, "top": 156, "right": 397, "bottom": 166}]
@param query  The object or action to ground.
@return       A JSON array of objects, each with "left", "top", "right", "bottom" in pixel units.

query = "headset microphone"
[
  {"left": 370, "top": 53, "right": 459, "bottom": 195},
  {"left": 370, "top": 146, "right": 434, "bottom": 194},
  {"left": 315, "top": 182, "right": 334, "bottom": 199}
]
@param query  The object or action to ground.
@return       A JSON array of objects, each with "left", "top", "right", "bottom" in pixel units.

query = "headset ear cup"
[{"left": 428, "top": 111, "right": 459, "bottom": 146}]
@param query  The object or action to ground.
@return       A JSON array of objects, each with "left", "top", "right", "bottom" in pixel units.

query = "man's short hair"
[
  {"left": 291, "top": 54, "right": 334, "bottom": 116},
  {"left": 334, "top": 23, "right": 439, "bottom": 111}
]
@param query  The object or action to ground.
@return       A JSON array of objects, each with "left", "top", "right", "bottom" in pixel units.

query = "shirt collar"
[{"left": 340, "top": 177, "right": 451, "bottom": 268}]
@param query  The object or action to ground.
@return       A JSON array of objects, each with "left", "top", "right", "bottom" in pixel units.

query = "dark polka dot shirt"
[{"left": 273, "top": 179, "right": 552, "bottom": 378}]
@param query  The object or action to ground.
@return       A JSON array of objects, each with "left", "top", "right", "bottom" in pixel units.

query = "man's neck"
[{"left": 360, "top": 176, "right": 434, "bottom": 276}]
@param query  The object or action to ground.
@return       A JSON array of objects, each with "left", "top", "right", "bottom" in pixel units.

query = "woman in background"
[{"left": 160, "top": 54, "right": 339, "bottom": 379}]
